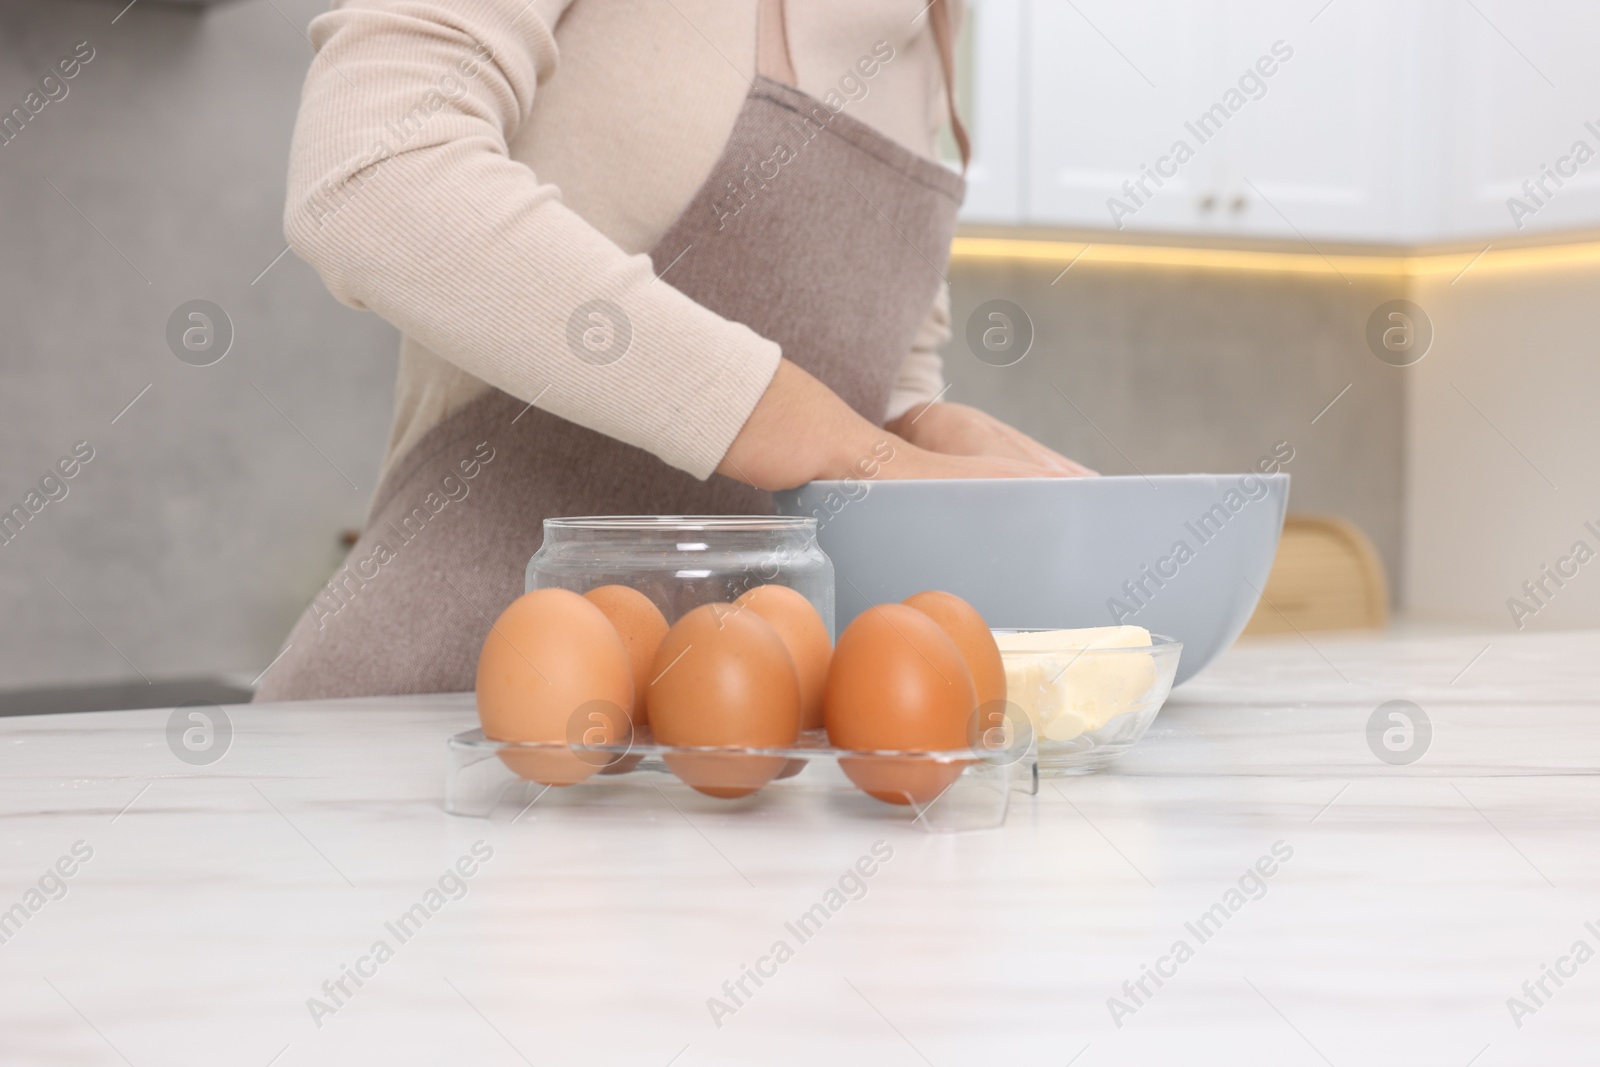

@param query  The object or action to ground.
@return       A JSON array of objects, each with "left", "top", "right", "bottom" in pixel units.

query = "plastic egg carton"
[{"left": 444, "top": 728, "right": 1038, "bottom": 832}]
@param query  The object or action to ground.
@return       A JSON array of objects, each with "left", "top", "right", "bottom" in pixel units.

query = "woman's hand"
[
  {"left": 887, "top": 401, "right": 1097, "bottom": 476},
  {"left": 717, "top": 361, "right": 1070, "bottom": 489}
]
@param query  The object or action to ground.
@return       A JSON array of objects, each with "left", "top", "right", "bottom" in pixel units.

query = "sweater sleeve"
[
  {"left": 883, "top": 282, "right": 952, "bottom": 422},
  {"left": 283, "top": 0, "right": 781, "bottom": 479}
]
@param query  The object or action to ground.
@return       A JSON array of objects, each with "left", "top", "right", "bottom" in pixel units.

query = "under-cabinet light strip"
[{"left": 950, "top": 235, "right": 1600, "bottom": 278}]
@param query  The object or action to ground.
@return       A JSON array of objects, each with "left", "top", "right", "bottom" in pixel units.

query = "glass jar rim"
[{"left": 543, "top": 515, "right": 816, "bottom": 533}]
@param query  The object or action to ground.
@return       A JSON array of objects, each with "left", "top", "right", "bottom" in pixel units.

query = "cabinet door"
[
  {"left": 957, "top": 0, "right": 1025, "bottom": 223},
  {"left": 1026, "top": 0, "right": 1220, "bottom": 232},
  {"left": 1215, "top": 0, "right": 1413, "bottom": 243},
  {"left": 1436, "top": 0, "right": 1600, "bottom": 240}
]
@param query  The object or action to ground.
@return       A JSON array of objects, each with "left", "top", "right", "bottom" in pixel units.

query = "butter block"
[
  {"left": 994, "top": 625, "right": 1152, "bottom": 654},
  {"left": 996, "top": 626, "right": 1157, "bottom": 741}
]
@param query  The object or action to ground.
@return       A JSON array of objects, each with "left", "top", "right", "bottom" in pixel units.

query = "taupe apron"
[{"left": 257, "top": 0, "right": 968, "bottom": 701}]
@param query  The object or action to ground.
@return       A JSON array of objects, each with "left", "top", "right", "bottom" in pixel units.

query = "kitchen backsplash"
[{"left": 944, "top": 253, "right": 1405, "bottom": 594}]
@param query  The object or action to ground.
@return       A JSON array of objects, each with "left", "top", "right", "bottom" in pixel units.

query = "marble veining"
[{"left": 1, "top": 628, "right": 1597, "bottom": 1064}]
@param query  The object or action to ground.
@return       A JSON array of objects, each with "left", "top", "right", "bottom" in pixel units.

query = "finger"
[
  {"left": 964, "top": 441, "right": 1091, "bottom": 478},
  {"left": 1005, "top": 429, "right": 1073, "bottom": 468},
  {"left": 997, "top": 426, "right": 1097, "bottom": 476},
  {"left": 877, "top": 447, "right": 1062, "bottom": 481},
  {"left": 946, "top": 454, "right": 1067, "bottom": 479}
]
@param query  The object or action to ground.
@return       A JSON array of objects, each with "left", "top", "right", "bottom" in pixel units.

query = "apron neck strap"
[
  {"left": 926, "top": 1, "right": 971, "bottom": 172},
  {"left": 756, "top": 0, "right": 799, "bottom": 86},
  {"left": 756, "top": 0, "right": 971, "bottom": 172}
]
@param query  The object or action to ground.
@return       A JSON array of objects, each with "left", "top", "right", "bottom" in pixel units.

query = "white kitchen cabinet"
[
  {"left": 1432, "top": 0, "right": 1600, "bottom": 241},
  {"left": 1021, "top": 0, "right": 1409, "bottom": 242},
  {"left": 1022, "top": 0, "right": 1216, "bottom": 232},
  {"left": 956, "top": 0, "right": 1025, "bottom": 224},
  {"left": 1207, "top": 0, "right": 1412, "bottom": 243},
  {"left": 964, "top": 0, "right": 1600, "bottom": 244}
]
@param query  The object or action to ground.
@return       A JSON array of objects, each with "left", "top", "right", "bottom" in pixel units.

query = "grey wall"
[
  {"left": 945, "top": 257, "right": 1406, "bottom": 593},
  {"left": 0, "top": 0, "right": 1404, "bottom": 693},
  {"left": 1, "top": 0, "right": 396, "bottom": 689},
  {"left": 1406, "top": 265, "right": 1600, "bottom": 629}
]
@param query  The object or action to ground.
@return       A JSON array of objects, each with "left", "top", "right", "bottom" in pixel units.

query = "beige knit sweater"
[{"left": 284, "top": 0, "right": 959, "bottom": 487}]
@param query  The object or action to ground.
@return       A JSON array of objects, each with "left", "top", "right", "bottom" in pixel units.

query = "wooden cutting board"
[{"left": 1242, "top": 514, "right": 1388, "bottom": 635}]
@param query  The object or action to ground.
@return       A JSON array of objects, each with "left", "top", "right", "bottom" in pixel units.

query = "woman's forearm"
[{"left": 283, "top": 1, "right": 780, "bottom": 479}]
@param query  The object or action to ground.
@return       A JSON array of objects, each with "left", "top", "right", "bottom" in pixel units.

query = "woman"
[{"left": 257, "top": 0, "right": 1091, "bottom": 702}]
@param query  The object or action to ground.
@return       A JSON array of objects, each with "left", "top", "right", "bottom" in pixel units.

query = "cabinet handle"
[
  {"left": 1230, "top": 195, "right": 1248, "bottom": 214},
  {"left": 1198, "top": 195, "right": 1217, "bottom": 213}
]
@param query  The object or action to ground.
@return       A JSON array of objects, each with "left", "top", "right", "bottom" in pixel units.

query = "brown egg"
[
  {"left": 649, "top": 603, "right": 801, "bottom": 798},
  {"left": 733, "top": 584, "right": 831, "bottom": 730},
  {"left": 903, "top": 590, "right": 1006, "bottom": 735},
  {"left": 476, "top": 588, "right": 634, "bottom": 786},
  {"left": 824, "top": 603, "right": 976, "bottom": 805},
  {"left": 583, "top": 584, "right": 669, "bottom": 725}
]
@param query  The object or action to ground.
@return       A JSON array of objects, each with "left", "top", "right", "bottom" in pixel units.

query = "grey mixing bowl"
[{"left": 774, "top": 473, "right": 1289, "bottom": 685}]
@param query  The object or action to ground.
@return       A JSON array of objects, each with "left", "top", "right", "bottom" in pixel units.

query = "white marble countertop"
[{"left": 3, "top": 628, "right": 1598, "bottom": 1065}]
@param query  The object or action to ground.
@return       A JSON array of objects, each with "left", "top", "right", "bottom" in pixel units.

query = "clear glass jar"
[{"left": 525, "top": 516, "right": 835, "bottom": 636}]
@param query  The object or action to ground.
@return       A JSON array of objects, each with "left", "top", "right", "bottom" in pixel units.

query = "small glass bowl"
[
  {"left": 525, "top": 515, "right": 834, "bottom": 635},
  {"left": 996, "top": 632, "right": 1182, "bottom": 776}
]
